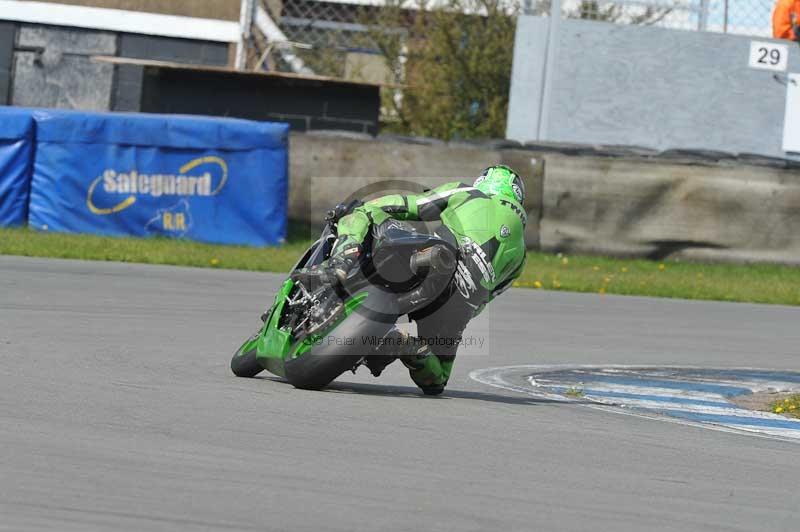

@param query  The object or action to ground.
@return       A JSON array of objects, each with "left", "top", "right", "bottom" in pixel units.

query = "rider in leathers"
[{"left": 297, "top": 165, "right": 528, "bottom": 395}]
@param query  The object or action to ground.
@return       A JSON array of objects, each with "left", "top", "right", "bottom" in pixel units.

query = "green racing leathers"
[{"left": 331, "top": 181, "right": 527, "bottom": 393}]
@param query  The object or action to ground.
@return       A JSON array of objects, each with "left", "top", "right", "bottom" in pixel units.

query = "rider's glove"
[
  {"left": 327, "top": 242, "right": 362, "bottom": 283},
  {"left": 291, "top": 242, "right": 362, "bottom": 290}
]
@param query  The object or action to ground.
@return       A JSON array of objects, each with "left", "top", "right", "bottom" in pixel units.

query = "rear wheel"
[{"left": 231, "top": 334, "right": 263, "bottom": 377}]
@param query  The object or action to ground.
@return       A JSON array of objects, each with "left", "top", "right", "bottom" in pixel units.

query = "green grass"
[
  {"left": 1, "top": 227, "right": 799, "bottom": 306},
  {"left": 770, "top": 394, "right": 800, "bottom": 417},
  {"left": 514, "top": 252, "right": 800, "bottom": 306},
  {"left": 563, "top": 387, "right": 585, "bottom": 398},
  {"left": 0, "top": 226, "right": 316, "bottom": 272}
]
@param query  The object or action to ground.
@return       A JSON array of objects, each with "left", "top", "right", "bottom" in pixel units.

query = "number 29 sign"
[{"left": 749, "top": 41, "right": 788, "bottom": 72}]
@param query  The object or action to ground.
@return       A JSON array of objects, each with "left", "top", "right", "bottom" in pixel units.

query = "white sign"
[
  {"left": 749, "top": 41, "right": 788, "bottom": 72},
  {"left": 783, "top": 74, "right": 800, "bottom": 152}
]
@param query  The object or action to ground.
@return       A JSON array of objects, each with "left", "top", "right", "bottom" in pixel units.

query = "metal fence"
[
  {"left": 250, "top": 0, "right": 776, "bottom": 79},
  {"left": 555, "top": 0, "right": 774, "bottom": 35},
  {"left": 706, "top": 0, "right": 774, "bottom": 36},
  {"left": 253, "top": 0, "right": 409, "bottom": 80},
  {"left": 273, "top": 0, "right": 386, "bottom": 79}
]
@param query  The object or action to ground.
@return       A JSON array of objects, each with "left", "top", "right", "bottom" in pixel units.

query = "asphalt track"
[{"left": 2, "top": 255, "right": 799, "bottom": 532}]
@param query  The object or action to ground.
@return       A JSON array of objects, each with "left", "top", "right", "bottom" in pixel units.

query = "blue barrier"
[
  {"left": 0, "top": 107, "right": 35, "bottom": 227},
  {"left": 28, "top": 109, "right": 289, "bottom": 246}
]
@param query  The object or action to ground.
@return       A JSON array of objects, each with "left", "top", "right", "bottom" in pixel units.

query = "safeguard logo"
[{"left": 85, "top": 156, "right": 228, "bottom": 215}]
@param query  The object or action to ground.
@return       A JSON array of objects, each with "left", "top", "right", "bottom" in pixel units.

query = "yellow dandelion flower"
[
  {"left": 790, "top": 405, "right": 797, "bottom": 411},
  {"left": 604, "top": 276, "right": 611, "bottom": 283},
  {"left": 210, "top": 258, "right": 220, "bottom": 266},
  {"left": 621, "top": 267, "right": 628, "bottom": 273},
  {"left": 658, "top": 264, "right": 666, "bottom": 271},
  {"left": 775, "top": 406, "right": 785, "bottom": 413},
  {"left": 552, "top": 280, "right": 561, "bottom": 289},
  {"left": 561, "top": 257, "right": 569, "bottom": 266},
  {"left": 533, "top": 280, "right": 543, "bottom": 289},
  {"left": 592, "top": 266, "right": 600, "bottom": 271}
]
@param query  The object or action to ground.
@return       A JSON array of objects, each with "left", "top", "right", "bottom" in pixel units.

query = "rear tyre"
[{"left": 231, "top": 341, "right": 263, "bottom": 378}]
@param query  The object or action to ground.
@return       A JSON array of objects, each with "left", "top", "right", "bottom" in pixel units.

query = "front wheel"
[
  {"left": 231, "top": 334, "right": 263, "bottom": 377},
  {"left": 283, "top": 287, "right": 400, "bottom": 390}
]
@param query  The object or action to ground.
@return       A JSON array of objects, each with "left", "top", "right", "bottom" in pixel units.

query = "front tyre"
[
  {"left": 231, "top": 335, "right": 263, "bottom": 377},
  {"left": 284, "top": 287, "right": 400, "bottom": 390}
]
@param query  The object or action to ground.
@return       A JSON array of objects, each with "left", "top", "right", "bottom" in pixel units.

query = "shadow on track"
[{"left": 253, "top": 375, "right": 558, "bottom": 407}]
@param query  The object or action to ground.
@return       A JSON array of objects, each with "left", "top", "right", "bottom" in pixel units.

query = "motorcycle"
[{"left": 230, "top": 201, "right": 459, "bottom": 390}]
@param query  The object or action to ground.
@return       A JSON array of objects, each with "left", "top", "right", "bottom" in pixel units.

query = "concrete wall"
[
  {"left": 507, "top": 16, "right": 800, "bottom": 160},
  {"left": 289, "top": 132, "right": 545, "bottom": 247},
  {"left": 290, "top": 132, "right": 800, "bottom": 265},
  {"left": 12, "top": 25, "right": 117, "bottom": 110},
  {"left": 538, "top": 154, "right": 800, "bottom": 264}
]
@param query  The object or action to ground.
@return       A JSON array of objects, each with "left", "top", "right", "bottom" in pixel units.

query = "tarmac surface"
[{"left": 2, "top": 255, "right": 799, "bottom": 531}]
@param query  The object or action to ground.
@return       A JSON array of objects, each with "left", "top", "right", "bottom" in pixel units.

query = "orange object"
[{"left": 773, "top": 0, "right": 800, "bottom": 40}]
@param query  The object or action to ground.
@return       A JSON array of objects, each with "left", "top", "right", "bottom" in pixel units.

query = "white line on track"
[{"left": 469, "top": 364, "right": 800, "bottom": 443}]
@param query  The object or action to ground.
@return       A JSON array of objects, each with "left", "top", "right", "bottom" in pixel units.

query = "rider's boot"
[
  {"left": 395, "top": 337, "right": 448, "bottom": 396},
  {"left": 363, "top": 328, "right": 410, "bottom": 377},
  {"left": 364, "top": 328, "right": 439, "bottom": 379}
]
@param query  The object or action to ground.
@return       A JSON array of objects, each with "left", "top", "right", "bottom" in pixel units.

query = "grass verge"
[
  {"left": 770, "top": 394, "right": 800, "bottom": 417},
  {"left": 1, "top": 227, "right": 799, "bottom": 306},
  {"left": 513, "top": 252, "right": 800, "bottom": 306},
  {"left": 0, "top": 227, "right": 314, "bottom": 273}
]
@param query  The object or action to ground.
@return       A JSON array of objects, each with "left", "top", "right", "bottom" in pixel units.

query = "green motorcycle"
[{"left": 230, "top": 201, "right": 459, "bottom": 390}]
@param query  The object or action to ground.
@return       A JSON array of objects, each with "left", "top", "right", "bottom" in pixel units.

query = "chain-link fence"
[
  {"left": 252, "top": 0, "right": 776, "bottom": 80},
  {"left": 275, "top": 0, "right": 390, "bottom": 80},
  {"left": 706, "top": 0, "right": 773, "bottom": 36},
  {"left": 558, "top": 0, "right": 773, "bottom": 35},
  {"left": 527, "top": 0, "right": 700, "bottom": 30},
  {"left": 251, "top": 0, "right": 407, "bottom": 81}
]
